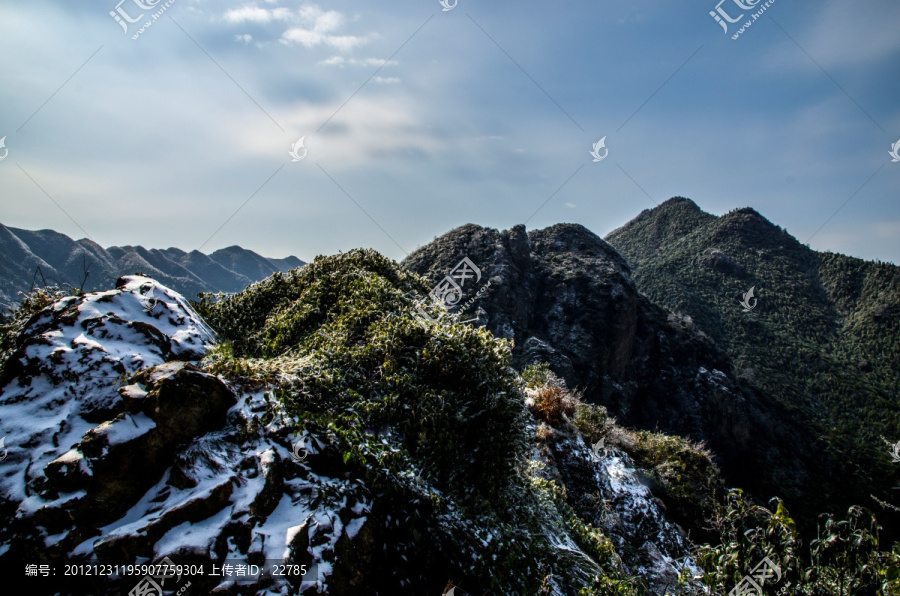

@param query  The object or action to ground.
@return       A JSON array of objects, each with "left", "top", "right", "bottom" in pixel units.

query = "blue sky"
[{"left": 1, "top": 0, "right": 898, "bottom": 264}]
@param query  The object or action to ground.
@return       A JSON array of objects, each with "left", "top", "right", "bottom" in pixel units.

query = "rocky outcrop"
[
  {"left": 0, "top": 278, "right": 375, "bottom": 595},
  {"left": 402, "top": 223, "right": 823, "bottom": 513},
  {"left": 43, "top": 362, "right": 236, "bottom": 525},
  {"left": 698, "top": 248, "right": 744, "bottom": 277},
  {"left": 529, "top": 388, "right": 699, "bottom": 592}
]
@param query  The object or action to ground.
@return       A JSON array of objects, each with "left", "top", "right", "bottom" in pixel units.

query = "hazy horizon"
[{"left": 6, "top": 194, "right": 898, "bottom": 266}]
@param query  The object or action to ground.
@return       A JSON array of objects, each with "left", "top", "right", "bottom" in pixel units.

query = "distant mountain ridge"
[
  {"left": 0, "top": 223, "right": 305, "bottom": 309},
  {"left": 604, "top": 197, "right": 900, "bottom": 527}
]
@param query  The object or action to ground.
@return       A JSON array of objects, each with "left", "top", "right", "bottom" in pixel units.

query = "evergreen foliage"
[
  {"left": 196, "top": 250, "right": 641, "bottom": 592},
  {"left": 606, "top": 198, "right": 900, "bottom": 520}
]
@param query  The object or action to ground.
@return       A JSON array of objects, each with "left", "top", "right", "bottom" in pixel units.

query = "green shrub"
[
  {"left": 201, "top": 249, "right": 527, "bottom": 501},
  {"left": 627, "top": 431, "right": 724, "bottom": 542},
  {"left": 196, "top": 250, "right": 570, "bottom": 592},
  {"left": 522, "top": 362, "right": 555, "bottom": 389},
  {"left": 696, "top": 491, "right": 900, "bottom": 595}
]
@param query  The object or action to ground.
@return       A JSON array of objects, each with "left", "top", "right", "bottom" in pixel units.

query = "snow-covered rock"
[
  {"left": 0, "top": 278, "right": 371, "bottom": 595},
  {"left": 0, "top": 276, "right": 214, "bottom": 506}
]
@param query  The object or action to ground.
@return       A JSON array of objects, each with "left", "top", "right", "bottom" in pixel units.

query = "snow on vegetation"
[{"left": 0, "top": 255, "right": 715, "bottom": 594}]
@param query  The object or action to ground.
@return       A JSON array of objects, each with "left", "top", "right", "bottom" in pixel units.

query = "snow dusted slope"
[
  {"left": 0, "top": 276, "right": 214, "bottom": 508},
  {"left": 600, "top": 451, "right": 700, "bottom": 587},
  {"left": 0, "top": 271, "right": 704, "bottom": 594},
  {"left": 525, "top": 386, "right": 700, "bottom": 593},
  {"left": 0, "top": 278, "right": 370, "bottom": 594}
]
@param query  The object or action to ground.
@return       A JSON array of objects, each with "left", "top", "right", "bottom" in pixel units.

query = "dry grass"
[
  {"left": 535, "top": 423, "right": 555, "bottom": 442},
  {"left": 529, "top": 386, "right": 577, "bottom": 425}
]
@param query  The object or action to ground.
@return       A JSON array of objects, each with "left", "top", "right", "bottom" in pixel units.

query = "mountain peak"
[
  {"left": 605, "top": 196, "right": 715, "bottom": 262},
  {"left": 659, "top": 196, "right": 701, "bottom": 211},
  {"left": 721, "top": 206, "right": 773, "bottom": 225},
  {"left": 605, "top": 198, "right": 900, "bottom": 533},
  {"left": 713, "top": 206, "right": 804, "bottom": 253},
  {"left": 211, "top": 245, "right": 247, "bottom": 255}
]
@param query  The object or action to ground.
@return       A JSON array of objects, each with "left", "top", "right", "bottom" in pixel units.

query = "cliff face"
[{"left": 402, "top": 223, "right": 830, "bottom": 523}]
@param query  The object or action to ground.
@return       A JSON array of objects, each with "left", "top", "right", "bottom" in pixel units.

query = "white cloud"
[
  {"left": 223, "top": 2, "right": 372, "bottom": 51},
  {"left": 283, "top": 29, "right": 373, "bottom": 51},
  {"left": 317, "top": 56, "right": 395, "bottom": 68},
  {"left": 235, "top": 33, "right": 253, "bottom": 44},
  {"left": 373, "top": 76, "right": 400, "bottom": 84},
  {"left": 224, "top": 4, "right": 292, "bottom": 24},
  {"left": 282, "top": 3, "right": 371, "bottom": 51},
  {"left": 299, "top": 5, "right": 343, "bottom": 33},
  {"left": 235, "top": 97, "right": 440, "bottom": 169}
]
